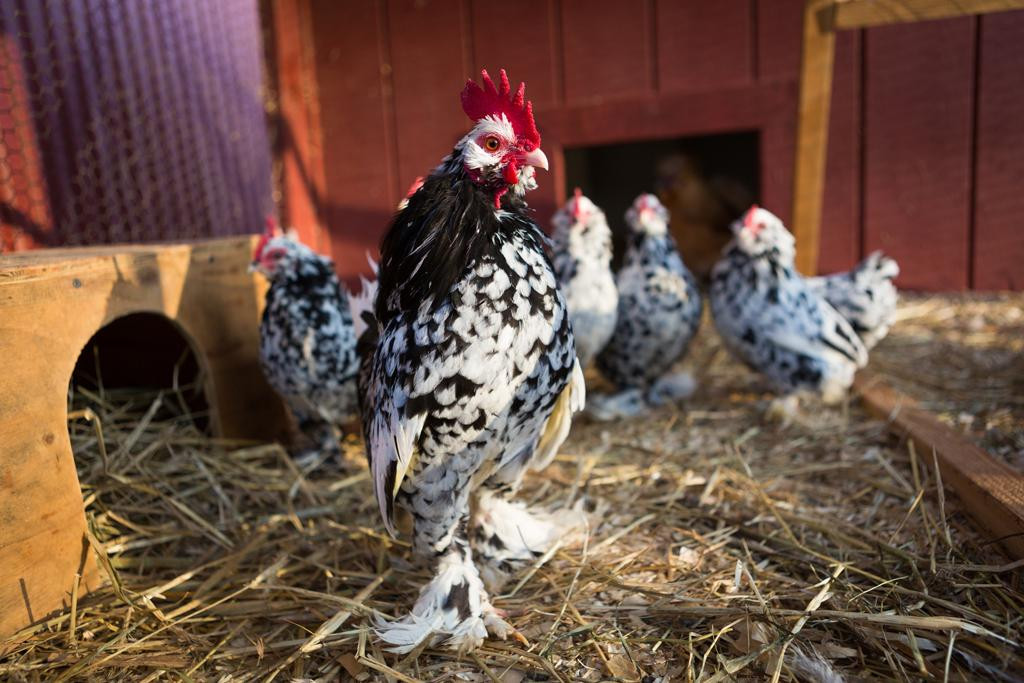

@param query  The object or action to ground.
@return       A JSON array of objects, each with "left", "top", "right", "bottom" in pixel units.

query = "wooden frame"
[
  {"left": 855, "top": 373, "right": 1024, "bottom": 560},
  {"left": 791, "top": 0, "right": 1024, "bottom": 275},
  {"left": 0, "top": 237, "right": 286, "bottom": 638}
]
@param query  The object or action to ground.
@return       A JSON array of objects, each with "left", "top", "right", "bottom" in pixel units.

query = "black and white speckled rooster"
[
  {"left": 550, "top": 189, "right": 618, "bottom": 368},
  {"left": 806, "top": 251, "right": 900, "bottom": 350},
  {"left": 709, "top": 206, "right": 867, "bottom": 417},
  {"left": 356, "top": 69, "right": 586, "bottom": 653},
  {"left": 251, "top": 219, "right": 360, "bottom": 459},
  {"left": 592, "top": 194, "right": 702, "bottom": 417}
]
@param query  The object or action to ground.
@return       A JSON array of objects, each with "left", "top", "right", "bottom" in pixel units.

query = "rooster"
[
  {"left": 592, "top": 194, "right": 702, "bottom": 417},
  {"left": 550, "top": 189, "right": 618, "bottom": 368},
  {"left": 358, "top": 69, "right": 585, "bottom": 653},
  {"left": 251, "top": 219, "right": 360, "bottom": 460},
  {"left": 806, "top": 251, "right": 899, "bottom": 350},
  {"left": 709, "top": 206, "right": 867, "bottom": 419}
]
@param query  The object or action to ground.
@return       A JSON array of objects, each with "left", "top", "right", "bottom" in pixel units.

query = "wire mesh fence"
[{"left": 0, "top": 0, "right": 272, "bottom": 252}]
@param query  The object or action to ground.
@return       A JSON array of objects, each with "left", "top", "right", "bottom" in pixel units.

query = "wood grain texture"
[
  {"left": 856, "top": 372, "right": 1024, "bottom": 560},
  {"left": 818, "top": 30, "right": 862, "bottom": 274},
  {"left": 973, "top": 10, "right": 1024, "bottom": 290},
  {"left": 0, "top": 237, "right": 286, "bottom": 637},
  {"left": 561, "top": 0, "right": 653, "bottom": 103},
  {"left": 471, "top": 0, "right": 559, "bottom": 109},
  {"left": 272, "top": 0, "right": 328, "bottom": 253},
  {"left": 792, "top": 0, "right": 836, "bottom": 275},
  {"left": 756, "top": 0, "right": 805, "bottom": 82},
  {"left": 656, "top": 0, "right": 754, "bottom": 93},
  {"left": 388, "top": 0, "right": 467, "bottom": 190},
  {"left": 311, "top": 0, "right": 395, "bottom": 281},
  {"left": 834, "top": 0, "right": 1024, "bottom": 29},
  {"left": 862, "top": 18, "right": 975, "bottom": 290}
]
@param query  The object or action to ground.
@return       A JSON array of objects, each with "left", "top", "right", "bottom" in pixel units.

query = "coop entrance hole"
[
  {"left": 70, "top": 313, "right": 210, "bottom": 431},
  {"left": 564, "top": 131, "right": 760, "bottom": 278}
]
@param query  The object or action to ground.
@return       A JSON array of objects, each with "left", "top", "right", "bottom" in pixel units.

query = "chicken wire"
[{"left": 0, "top": 0, "right": 272, "bottom": 252}]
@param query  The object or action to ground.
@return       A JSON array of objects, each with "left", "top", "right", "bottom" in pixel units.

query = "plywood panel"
[
  {"left": 312, "top": 0, "right": 393, "bottom": 279},
  {"left": 818, "top": 31, "right": 861, "bottom": 275},
  {"left": 973, "top": 10, "right": 1024, "bottom": 291},
  {"left": 863, "top": 18, "right": 974, "bottom": 290},
  {"left": 471, "top": 0, "right": 559, "bottom": 109},
  {"left": 561, "top": 0, "right": 651, "bottom": 103},
  {"left": 657, "top": 0, "right": 753, "bottom": 92},
  {"left": 756, "top": 0, "right": 804, "bottom": 82}
]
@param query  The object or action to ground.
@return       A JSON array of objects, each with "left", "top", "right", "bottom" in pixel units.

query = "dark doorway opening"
[
  {"left": 564, "top": 131, "right": 759, "bottom": 279},
  {"left": 70, "top": 313, "right": 210, "bottom": 432}
]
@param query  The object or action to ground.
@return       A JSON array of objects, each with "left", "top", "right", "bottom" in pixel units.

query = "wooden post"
[
  {"left": 792, "top": 0, "right": 837, "bottom": 276},
  {"left": 855, "top": 372, "right": 1024, "bottom": 560}
]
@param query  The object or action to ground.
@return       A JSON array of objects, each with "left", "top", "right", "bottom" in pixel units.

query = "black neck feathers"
[{"left": 376, "top": 154, "right": 537, "bottom": 320}]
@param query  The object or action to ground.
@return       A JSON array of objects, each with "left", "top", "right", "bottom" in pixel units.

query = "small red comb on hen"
[
  {"left": 743, "top": 204, "right": 760, "bottom": 231},
  {"left": 572, "top": 188, "right": 584, "bottom": 220},
  {"left": 254, "top": 215, "right": 280, "bottom": 260},
  {"left": 461, "top": 69, "right": 541, "bottom": 150}
]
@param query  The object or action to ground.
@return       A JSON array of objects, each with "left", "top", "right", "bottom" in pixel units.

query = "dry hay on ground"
[
  {"left": 2, "top": 296, "right": 1023, "bottom": 682},
  {"left": 869, "top": 292, "right": 1024, "bottom": 471}
]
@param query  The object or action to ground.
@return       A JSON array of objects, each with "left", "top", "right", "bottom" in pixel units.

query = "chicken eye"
[{"left": 483, "top": 136, "right": 501, "bottom": 152}]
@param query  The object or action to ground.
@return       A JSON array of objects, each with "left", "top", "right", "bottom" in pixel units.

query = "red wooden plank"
[
  {"left": 471, "top": 0, "right": 559, "bottom": 109},
  {"left": 273, "top": 0, "right": 326, "bottom": 252},
  {"left": 311, "top": 0, "right": 393, "bottom": 280},
  {"left": 561, "top": 0, "right": 652, "bottom": 103},
  {"left": 818, "top": 30, "right": 861, "bottom": 275},
  {"left": 755, "top": 0, "right": 804, "bottom": 83},
  {"left": 657, "top": 0, "right": 753, "bottom": 93},
  {"left": 973, "top": 10, "right": 1024, "bottom": 291},
  {"left": 388, "top": 0, "right": 467, "bottom": 201},
  {"left": 863, "top": 18, "right": 975, "bottom": 291}
]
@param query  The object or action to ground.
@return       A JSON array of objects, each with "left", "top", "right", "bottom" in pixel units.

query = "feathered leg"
[
  {"left": 376, "top": 492, "right": 510, "bottom": 653},
  {"left": 471, "top": 457, "right": 588, "bottom": 592}
]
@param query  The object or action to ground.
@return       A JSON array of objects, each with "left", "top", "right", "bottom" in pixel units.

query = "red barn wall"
[{"left": 273, "top": 0, "right": 1024, "bottom": 291}]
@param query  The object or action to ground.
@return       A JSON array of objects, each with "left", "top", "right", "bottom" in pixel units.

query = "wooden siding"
[{"left": 275, "top": 0, "right": 1024, "bottom": 290}]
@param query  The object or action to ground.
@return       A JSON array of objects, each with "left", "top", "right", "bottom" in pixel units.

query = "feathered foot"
[
  {"left": 646, "top": 370, "right": 697, "bottom": 405},
  {"left": 375, "top": 546, "right": 509, "bottom": 654},
  {"left": 584, "top": 387, "right": 648, "bottom": 421},
  {"left": 472, "top": 491, "right": 590, "bottom": 591}
]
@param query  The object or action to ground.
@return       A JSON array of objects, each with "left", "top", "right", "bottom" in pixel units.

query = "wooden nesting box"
[{"left": 0, "top": 236, "right": 286, "bottom": 638}]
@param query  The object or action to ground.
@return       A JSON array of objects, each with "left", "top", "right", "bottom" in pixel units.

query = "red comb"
[
  {"left": 461, "top": 69, "right": 541, "bottom": 149},
  {"left": 254, "top": 215, "right": 279, "bottom": 259},
  {"left": 406, "top": 176, "right": 425, "bottom": 198},
  {"left": 572, "top": 188, "right": 584, "bottom": 220},
  {"left": 743, "top": 204, "right": 760, "bottom": 230}
]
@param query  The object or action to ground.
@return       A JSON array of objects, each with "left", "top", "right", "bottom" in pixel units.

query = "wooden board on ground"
[
  {"left": 855, "top": 371, "right": 1024, "bottom": 560},
  {"left": 0, "top": 237, "right": 287, "bottom": 638}
]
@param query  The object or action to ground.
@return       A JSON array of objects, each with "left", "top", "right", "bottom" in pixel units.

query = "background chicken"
[
  {"left": 252, "top": 219, "right": 360, "bottom": 463},
  {"left": 550, "top": 189, "right": 618, "bottom": 368},
  {"left": 655, "top": 154, "right": 753, "bottom": 281},
  {"left": 709, "top": 206, "right": 867, "bottom": 419},
  {"left": 593, "top": 194, "right": 702, "bottom": 417},
  {"left": 359, "top": 69, "right": 585, "bottom": 653},
  {"left": 806, "top": 251, "right": 900, "bottom": 350}
]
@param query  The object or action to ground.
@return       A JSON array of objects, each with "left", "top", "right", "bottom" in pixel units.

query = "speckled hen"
[
  {"left": 806, "top": 251, "right": 900, "bottom": 350},
  {"left": 709, "top": 206, "right": 868, "bottom": 406},
  {"left": 594, "top": 194, "right": 702, "bottom": 411},
  {"left": 357, "top": 69, "right": 586, "bottom": 653},
  {"left": 251, "top": 220, "right": 360, "bottom": 456},
  {"left": 550, "top": 189, "right": 618, "bottom": 367}
]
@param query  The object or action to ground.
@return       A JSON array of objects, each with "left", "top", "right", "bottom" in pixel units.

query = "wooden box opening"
[
  {"left": 70, "top": 312, "right": 210, "bottom": 432},
  {"left": 564, "top": 131, "right": 760, "bottom": 278}
]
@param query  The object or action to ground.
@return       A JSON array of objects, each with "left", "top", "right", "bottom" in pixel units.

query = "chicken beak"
[{"left": 523, "top": 147, "right": 549, "bottom": 171}]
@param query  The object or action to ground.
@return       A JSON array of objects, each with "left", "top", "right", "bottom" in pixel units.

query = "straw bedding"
[{"left": 2, "top": 294, "right": 1022, "bottom": 682}]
